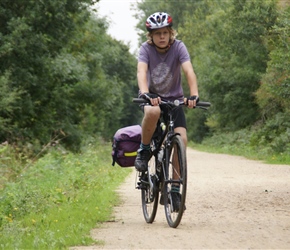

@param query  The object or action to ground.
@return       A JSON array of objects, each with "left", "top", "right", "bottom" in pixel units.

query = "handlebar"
[{"left": 132, "top": 98, "right": 211, "bottom": 109}]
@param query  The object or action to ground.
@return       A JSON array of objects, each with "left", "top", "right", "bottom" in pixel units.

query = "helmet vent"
[{"left": 149, "top": 17, "right": 157, "bottom": 24}]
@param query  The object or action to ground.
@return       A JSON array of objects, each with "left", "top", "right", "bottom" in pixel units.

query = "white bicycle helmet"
[{"left": 146, "top": 12, "right": 173, "bottom": 31}]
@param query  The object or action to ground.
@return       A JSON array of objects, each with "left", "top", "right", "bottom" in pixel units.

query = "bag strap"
[
  {"left": 112, "top": 154, "right": 117, "bottom": 166},
  {"left": 112, "top": 140, "right": 118, "bottom": 166}
]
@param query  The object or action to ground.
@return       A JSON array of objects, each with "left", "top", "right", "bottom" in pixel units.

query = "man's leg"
[
  {"left": 171, "top": 126, "right": 187, "bottom": 179},
  {"left": 135, "top": 106, "right": 160, "bottom": 172},
  {"left": 170, "top": 126, "right": 187, "bottom": 212},
  {"left": 174, "top": 127, "right": 187, "bottom": 147}
]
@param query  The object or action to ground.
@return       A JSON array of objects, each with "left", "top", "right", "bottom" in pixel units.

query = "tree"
[
  {"left": 0, "top": 0, "right": 139, "bottom": 152},
  {"left": 182, "top": 0, "right": 277, "bottom": 131},
  {"left": 0, "top": 0, "right": 98, "bottom": 150},
  {"left": 256, "top": 5, "right": 290, "bottom": 118},
  {"left": 0, "top": 72, "right": 22, "bottom": 137}
]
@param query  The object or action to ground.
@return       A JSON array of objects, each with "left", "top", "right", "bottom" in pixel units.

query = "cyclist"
[{"left": 135, "top": 12, "right": 199, "bottom": 210}]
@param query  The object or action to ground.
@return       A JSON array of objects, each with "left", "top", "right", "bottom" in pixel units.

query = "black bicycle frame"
[{"left": 152, "top": 105, "right": 180, "bottom": 186}]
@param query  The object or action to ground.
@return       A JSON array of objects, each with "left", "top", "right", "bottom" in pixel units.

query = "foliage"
[
  {"left": 183, "top": 0, "right": 278, "bottom": 131},
  {"left": 97, "top": 37, "right": 142, "bottom": 137},
  {"left": 0, "top": 142, "right": 26, "bottom": 190},
  {"left": 0, "top": 142, "right": 131, "bottom": 249},
  {"left": 195, "top": 122, "right": 290, "bottom": 165},
  {"left": 0, "top": 72, "right": 22, "bottom": 133},
  {"left": 256, "top": 5, "right": 290, "bottom": 118},
  {"left": 193, "top": 1, "right": 289, "bottom": 158},
  {"left": 185, "top": 109, "right": 211, "bottom": 143},
  {"left": 0, "top": 0, "right": 94, "bottom": 151},
  {"left": 1, "top": 0, "right": 289, "bottom": 163},
  {"left": 0, "top": 0, "right": 139, "bottom": 153},
  {"left": 250, "top": 112, "right": 290, "bottom": 154}
]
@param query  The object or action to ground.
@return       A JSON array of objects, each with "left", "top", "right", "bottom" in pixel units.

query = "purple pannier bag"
[{"left": 112, "top": 125, "right": 142, "bottom": 167}]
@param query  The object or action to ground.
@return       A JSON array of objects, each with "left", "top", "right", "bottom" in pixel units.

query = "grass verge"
[
  {"left": 190, "top": 131, "right": 290, "bottom": 165},
  {"left": 0, "top": 141, "right": 132, "bottom": 249}
]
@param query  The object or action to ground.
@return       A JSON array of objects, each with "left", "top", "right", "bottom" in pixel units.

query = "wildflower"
[{"left": 6, "top": 216, "right": 13, "bottom": 222}]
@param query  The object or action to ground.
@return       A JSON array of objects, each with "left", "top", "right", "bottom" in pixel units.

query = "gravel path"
[{"left": 72, "top": 148, "right": 290, "bottom": 249}]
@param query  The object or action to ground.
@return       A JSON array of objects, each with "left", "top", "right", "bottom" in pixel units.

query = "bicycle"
[{"left": 133, "top": 97, "right": 210, "bottom": 228}]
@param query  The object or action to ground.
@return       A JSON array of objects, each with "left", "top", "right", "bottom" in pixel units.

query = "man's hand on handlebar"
[
  {"left": 184, "top": 95, "right": 199, "bottom": 109},
  {"left": 139, "top": 93, "right": 202, "bottom": 108},
  {"left": 140, "top": 93, "right": 161, "bottom": 106}
]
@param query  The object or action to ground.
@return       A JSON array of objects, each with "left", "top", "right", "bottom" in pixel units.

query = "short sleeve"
[
  {"left": 138, "top": 43, "right": 149, "bottom": 64},
  {"left": 178, "top": 42, "right": 190, "bottom": 64}
]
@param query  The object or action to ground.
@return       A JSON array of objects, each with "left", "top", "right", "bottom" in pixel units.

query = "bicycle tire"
[
  {"left": 141, "top": 154, "right": 159, "bottom": 223},
  {"left": 163, "top": 134, "right": 187, "bottom": 228}
]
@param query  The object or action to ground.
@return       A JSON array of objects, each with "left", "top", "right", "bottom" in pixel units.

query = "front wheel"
[
  {"left": 163, "top": 135, "right": 187, "bottom": 228},
  {"left": 141, "top": 155, "right": 159, "bottom": 223}
]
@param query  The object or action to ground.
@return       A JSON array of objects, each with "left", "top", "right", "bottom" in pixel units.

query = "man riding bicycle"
[
  {"left": 135, "top": 12, "right": 199, "bottom": 210},
  {"left": 135, "top": 12, "right": 199, "bottom": 171}
]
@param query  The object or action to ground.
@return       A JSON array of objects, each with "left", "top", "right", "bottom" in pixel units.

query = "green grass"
[
  {"left": 190, "top": 131, "right": 290, "bottom": 165},
  {"left": 0, "top": 141, "right": 132, "bottom": 249},
  {"left": 1, "top": 130, "right": 288, "bottom": 249}
]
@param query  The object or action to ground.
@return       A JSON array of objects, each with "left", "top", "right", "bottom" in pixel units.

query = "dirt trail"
[{"left": 72, "top": 149, "right": 290, "bottom": 249}]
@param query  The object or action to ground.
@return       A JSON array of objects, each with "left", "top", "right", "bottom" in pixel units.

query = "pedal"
[{"left": 136, "top": 181, "right": 147, "bottom": 190}]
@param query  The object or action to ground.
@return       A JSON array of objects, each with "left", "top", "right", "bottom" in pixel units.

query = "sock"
[
  {"left": 171, "top": 186, "right": 180, "bottom": 193},
  {"left": 140, "top": 143, "right": 150, "bottom": 151}
]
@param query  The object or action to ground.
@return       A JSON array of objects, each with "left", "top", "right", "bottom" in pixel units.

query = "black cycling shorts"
[
  {"left": 161, "top": 106, "right": 187, "bottom": 130},
  {"left": 140, "top": 105, "right": 187, "bottom": 130}
]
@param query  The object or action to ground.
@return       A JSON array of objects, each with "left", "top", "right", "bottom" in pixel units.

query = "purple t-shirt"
[{"left": 138, "top": 39, "right": 190, "bottom": 101}]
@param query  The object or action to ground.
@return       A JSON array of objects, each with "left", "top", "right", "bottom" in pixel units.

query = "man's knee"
[{"left": 144, "top": 106, "right": 161, "bottom": 120}]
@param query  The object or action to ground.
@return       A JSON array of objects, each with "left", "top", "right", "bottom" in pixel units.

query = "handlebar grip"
[
  {"left": 196, "top": 101, "right": 211, "bottom": 107},
  {"left": 132, "top": 98, "right": 149, "bottom": 104}
]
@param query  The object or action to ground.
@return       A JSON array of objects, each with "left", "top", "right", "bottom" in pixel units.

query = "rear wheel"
[
  {"left": 164, "top": 135, "right": 187, "bottom": 228},
  {"left": 141, "top": 154, "right": 159, "bottom": 223}
]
